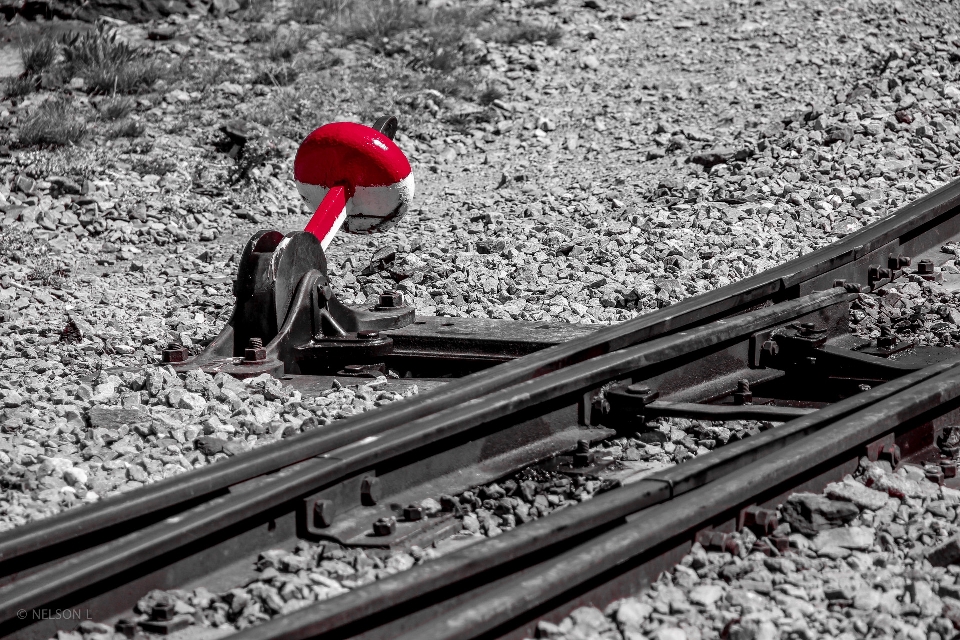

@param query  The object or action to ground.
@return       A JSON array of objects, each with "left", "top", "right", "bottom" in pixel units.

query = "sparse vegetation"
[
  {"left": 5, "top": 75, "right": 37, "bottom": 98},
  {"left": 60, "top": 25, "right": 166, "bottom": 94},
  {"left": 17, "top": 98, "right": 86, "bottom": 148},
  {"left": 99, "top": 96, "right": 134, "bottom": 121},
  {"left": 20, "top": 36, "right": 59, "bottom": 76},
  {"left": 478, "top": 86, "right": 505, "bottom": 106},
  {"left": 267, "top": 29, "right": 309, "bottom": 62},
  {"left": 107, "top": 120, "right": 145, "bottom": 139},
  {"left": 132, "top": 156, "right": 177, "bottom": 176},
  {"left": 252, "top": 63, "right": 299, "bottom": 87},
  {"left": 494, "top": 24, "right": 563, "bottom": 46}
]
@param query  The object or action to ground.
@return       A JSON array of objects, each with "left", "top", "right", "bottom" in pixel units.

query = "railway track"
[{"left": 5, "top": 150, "right": 960, "bottom": 640}]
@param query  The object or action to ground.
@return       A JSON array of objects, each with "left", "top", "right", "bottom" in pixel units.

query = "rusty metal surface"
[
  {"left": 0, "top": 288, "right": 856, "bottom": 638},
  {"left": 227, "top": 357, "right": 960, "bottom": 640},
  {"left": 373, "top": 365, "right": 960, "bottom": 640},
  {"left": 3, "top": 178, "right": 959, "bottom": 584}
]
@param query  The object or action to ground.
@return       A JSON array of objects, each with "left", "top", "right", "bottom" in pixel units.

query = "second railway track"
[{"left": 6, "top": 178, "right": 960, "bottom": 640}]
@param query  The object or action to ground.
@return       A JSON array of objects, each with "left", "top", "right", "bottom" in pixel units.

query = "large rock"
[
  {"left": 780, "top": 492, "right": 859, "bottom": 535},
  {"left": 927, "top": 536, "right": 960, "bottom": 567},
  {"left": 825, "top": 478, "right": 889, "bottom": 511},
  {"left": 811, "top": 526, "right": 875, "bottom": 551},
  {"left": 88, "top": 406, "right": 150, "bottom": 430}
]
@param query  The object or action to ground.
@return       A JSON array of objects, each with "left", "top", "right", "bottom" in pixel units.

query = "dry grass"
[
  {"left": 107, "top": 120, "right": 145, "bottom": 139},
  {"left": 17, "top": 98, "right": 86, "bottom": 148},
  {"left": 61, "top": 25, "right": 166, "bottom": 94},
  {"left": 4, "top": 75, "right": 37, "bottom": 98},
  {"left": 20, "top": 36, "right": 58, "bottom": 75},
  {"left": 99, "top": 96, "right": 134, "bottom": 121}
]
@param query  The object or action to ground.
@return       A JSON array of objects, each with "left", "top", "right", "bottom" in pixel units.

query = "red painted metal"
[{"left": 295, "top": 122, "right": 414, "bottom": 248}]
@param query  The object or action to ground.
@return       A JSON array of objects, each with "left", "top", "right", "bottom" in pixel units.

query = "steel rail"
[
  {"left": 2, "top": 179, "right": 958, "bottom": 566},
  {"left": 374, "top": 363, "right": 960, "bottom": 640},
  {"left": 0, "top": 288, "right": 850, "bottom": 624},
  {"left": 229, "top": 356, "right": 960, "bottom": 640}
]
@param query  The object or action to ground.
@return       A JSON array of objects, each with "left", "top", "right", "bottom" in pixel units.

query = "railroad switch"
[{"left": 164, "top": 117, "right": 417, "bottom": 380}]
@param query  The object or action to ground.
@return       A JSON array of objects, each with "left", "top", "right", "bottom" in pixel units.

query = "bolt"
[
  {"left": 244, "top": 337, "right": 267, "bottom": 363},
  {"left": 357, "top": 330, "right": 380, "bottom": 340},
  {"left": 115, "top": 619, "right": 137, "bottom": 638},
  {"left": 360, "top": 476, "right": 381, "bottom": 506},
  {"left": 918, "top": 259, "right": 935, "bottom": 275},
  {"left": 868, "top": 264, "right": 880, "bottom": 282},
  {"left": 878, "top": 267, "right": 892, "bottom": 280},
  {"left": 152, "top": 602, "right": 176, "bottom": 621},
  {"left": 833, "top": 279, "right": 846, "bottom": 288},
  {"left": 378, "top": 290, "right": 404, "bottom": 308},
  {"left": 573, "top": 439, "right": 593, "bottom": 468},
  {"left": 942, "top": 460, "right": 958, "bottom": 478},
  {"left": 343, "top": 364, "right": 365, "bottom": 374},
  {"left": 733, "top": 379, "right": 752, "bottom": 405},
  {"left": 403, "top": 504, "right": 424, "bottom": 521},
  {"left": 161, "top": 343, "right": 188, "bottom": 363},
  {"left": 372, "top": 516, "right": 396, "bottom": 536},
  {"left": 312, "top": 499, "right": 336, "bottom": 528},
  {"left": 877, "top": 325, "right": 898, "bottom": 349},
  {"left": 887, "top": 255, "right": 900, "bottom": 270},
  {"left": 899, "top": 255, "right": 912, "bottom": 268}
]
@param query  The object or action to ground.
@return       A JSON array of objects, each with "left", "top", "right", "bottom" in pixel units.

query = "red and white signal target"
[{"left": 294, "top": 122, "right": 415, "bottom": 250}]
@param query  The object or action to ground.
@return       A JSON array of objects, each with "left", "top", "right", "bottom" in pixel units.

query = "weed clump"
[
  {"left": 61, "top": 25, "right": 166, "bottom": 94},
  {"left": 107, "top": 120, "right": 145, "bottom": 139},
  {"left": 99, "top": 96, "right": 135, "bottom": 121},
  {"left": 21, "top": 36, "right": 59, "bottom": 75},
  {"left": 17, "top": 98, "right": 86, "bottom": 148}
]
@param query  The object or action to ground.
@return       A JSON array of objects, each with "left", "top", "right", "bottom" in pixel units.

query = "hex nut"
[
  {"left": 372, "top": 516, "right": 396, "bottom": 536},
  {"left": 403, "top": 504, "right": 424, "bottom": 521}
]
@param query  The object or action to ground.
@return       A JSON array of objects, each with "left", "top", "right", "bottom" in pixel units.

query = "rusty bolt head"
[
  {"left": 918, "top": 258, "right": 935, "bottom": 275},
  {"left": 899, "top": 255, "right": 912, "bottom": 268},
  {"left": 372, "top": 516, "right": 396, "bottom": 536},
  {"left": 360, "top": 476, "right": 381, "bottom": 506},
  {"left": 378, "top": 290, "right": 404, "bottom": 308},
  {"left": 244, "top": 337, "right": 266, "bottom": 362},
  {"left": 887, "top": 255, "right": 900, "bottom": 270},
  {"left": 152, "top": 602, "right": 176, "bottom": 621},
  {"left": 926, "top": 467, "right": 946, "bottom": 486},
  {"left": 770, "top": 535, "right": 790, "bottom": 552},
  {"left": 878, "top": 267, "right": 893, "bottom": 280},
  {"left": 115, "top": 619, "right": 137, "bottom": 638},
  {"left": 403, "top": 504, "right": 424, "bottom": 521},
  {"left": 941, "top": 460, "right": 958, "bottom": 478},
  {"left": 573, "top": 439, "right": 594, "bottom": 468},
  {"left": 161, "top": 343, "right": 188, "bottom": 363},
  {"left": 313, "top": 499, "right": 336, "bottom": 528},
  {"left": 358, "top": 330, "right": 380, "bottom": 341}
]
